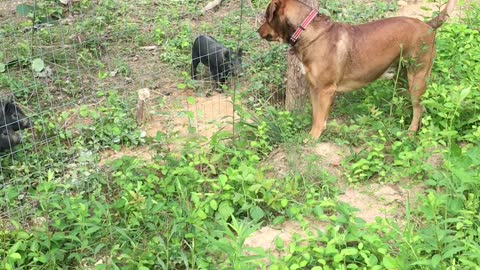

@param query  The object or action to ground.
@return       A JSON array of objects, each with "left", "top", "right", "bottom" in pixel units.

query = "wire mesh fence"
[{"left": 0, "top": 0, "right": 286, "bottom": 227}]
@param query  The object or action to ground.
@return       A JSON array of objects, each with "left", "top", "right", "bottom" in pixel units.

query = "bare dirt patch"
[
  {"left": 0, "top": 0, "right": 26, "bottom": 18},
  {"left": 395, "top": 0, "right": 440, "bottom": 19},
  {"left": 339, "top": 182, "right": 424, "bottom": 223},
  {"left": 99, "top": 145, "right": 156, "bottom": 167},
  {"left": 244, "top": 219, "right": 327, "bottom": 258},
  {"left": 394, "top": 0, "right": 469, "bottom": 20},
  {"left": 144, "top": 92, "right": 235, "bottom": 138},
  {"left": 263, "top": 142, "right": 350, "bottom": 180},
  {"left": 98, "top": 91, "right": 236, "bottom": 165}
]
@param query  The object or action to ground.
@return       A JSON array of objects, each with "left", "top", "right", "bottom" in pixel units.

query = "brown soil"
[
  {"left": 263, "top": 141, "right": 350, "bottom": 180},
  {"left": 394, "top": 0, "right": 470, "bottom": 20},
  {"left": 339, "top": 182, "right": 424, "bottom": 223},
  {"left": 395, "top": 0, "right": 441, "bottom": 19},
  {"left": 99, "top": 145, "right": 156, "bottom": 166},
  {"left": 0, "top": 1, "right": 25, "bottom": 16},
  {"left": 144, "top": 92, "right": 235, "bottom": 138},
  {"left": 98, "top": 91, "right": 236, "bottom": 165},
  {"left": 244, "top": 219, "right": 328, "bottom": 259}
]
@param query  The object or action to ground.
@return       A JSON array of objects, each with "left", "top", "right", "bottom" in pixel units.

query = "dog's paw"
[
  {"left": 303, "top": 137, "right": 314, "bottom": 144},
  {"left": 308, "top": 129, "right": 322, "bottom": 140}
]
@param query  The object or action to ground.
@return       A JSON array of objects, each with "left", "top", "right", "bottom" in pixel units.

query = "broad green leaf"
[
  {"left": 16, "top": 4, "right": 35, "bottom": 17},
  {"left": 8, "top": 253, "right": 21, "bottom": 260},
  {"left": 0, "top": 63, "right": 5, "bottom": 73},
  {"left": 274, "top": 236, "right": 284, "bottom": 249},
  {"left": 186, "top": 96, "right": 196, "bottom": 105},
  {"left": 94, "top": 243, "right": 106, "bottom": 254},
  {"left": 112, "top": 126, "right": 121, "bottom": 135},
  {"left": 85, "top": 226, "right": 101, "bottom": 236},
  {"left": 95, "top": 265, "right": 107, "bottom": 270},
  {"left": 218, "top": 174, "right": 227, "bottom": 187},
  {"left": 341, "top": 247, "right": 359, "bottom": 256},
  {"left": 31, "top": 58, "right": 45, "bottom": 72},
  {"left": 177, "top": 83, "right": 186, "bottom": 90},
  {"left": 431, "top": 254, "right": 442, "bottom": 267},
  {"left": 443, "top": 246, "right": 466, "bottom": 259},
  {"left": 250, "top": 205, "right": 265, "bottom": 221},
  {"left": 382, "top": 255, "right": 398, "bottom": 269},
  {"left": 34, "top": 255, "right": 47, "bottom": 263},
  {"left": 196, "top": 209, "right": 207, "bottom": 220},
  {"left": 459, "top": 86, "right": 472, "bottom": 102},
  {"left": 8, "top": 241, "right": 21, "bottom": 253},
  {"left": 4, "top": 262, "right": 12, "bottom": 270},
  {"left": 210, "top": 153, "right": 223, "bottom": 163},
  {"left": 210, "top": 199, "right": 218, "bottom": 210},
  {"left": 272, "top": 215, "right": 285, "bottom": 225},
  {"left": 333, "top": 253, "right": 344, "bottom": 262},
  {"left": 218, "top": 201, "right": 234, "bottom": 219}
]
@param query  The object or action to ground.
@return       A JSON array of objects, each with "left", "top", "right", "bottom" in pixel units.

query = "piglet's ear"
[
  {"left": 223, "top": 49, "right": 231, "bottom": 59},
  {"left": 267, "top": 0, "right": 280, "bottom": 23},
  {"left": 4, "top": 102, "right": 15, "bottom": 113}
]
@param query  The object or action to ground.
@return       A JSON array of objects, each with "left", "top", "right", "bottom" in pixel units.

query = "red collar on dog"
[{"left": 289, "top": 9, "right": 319, "bottom": 46}]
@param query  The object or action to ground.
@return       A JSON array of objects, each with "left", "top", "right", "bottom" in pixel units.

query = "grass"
[{"left": 1, "top": 0, "right": 480, "bottom": 269}]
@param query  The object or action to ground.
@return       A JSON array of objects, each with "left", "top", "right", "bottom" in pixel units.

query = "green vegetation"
[{"left": 1, "top": 0, "right": 479, "bottom": 269}]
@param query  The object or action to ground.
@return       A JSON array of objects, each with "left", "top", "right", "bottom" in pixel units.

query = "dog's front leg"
[{"left": 309, "top": 85, "right": 336, "bottom": 139}]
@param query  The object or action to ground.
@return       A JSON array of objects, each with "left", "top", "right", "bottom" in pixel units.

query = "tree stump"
[{"left": 136, "top": 88, "right": 151, "bottom": 125}]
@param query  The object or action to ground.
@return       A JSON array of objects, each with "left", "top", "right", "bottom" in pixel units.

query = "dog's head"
[{"left": 257, "top": 0, "right": 297, "bottom": 43}]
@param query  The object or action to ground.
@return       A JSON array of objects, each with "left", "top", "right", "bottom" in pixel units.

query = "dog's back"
[{"left": 339, "top": 17, "right": 435, "bottom": 86}]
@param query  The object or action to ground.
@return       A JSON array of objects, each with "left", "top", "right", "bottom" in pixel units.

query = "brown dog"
[{"left": 258, "top": 0, "right": 458, "bottom": 139}]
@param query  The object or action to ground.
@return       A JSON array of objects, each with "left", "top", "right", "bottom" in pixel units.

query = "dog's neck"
[
  {"left": 289, "top": 15, "right": 333, "bottom": 58},
  {"left": 289, "top": 9, "right": 319, "bottom": 46}
]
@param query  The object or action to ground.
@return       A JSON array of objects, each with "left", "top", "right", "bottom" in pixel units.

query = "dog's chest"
[{"left": 300, "top": 63, "right": 306, "bottom": 75}]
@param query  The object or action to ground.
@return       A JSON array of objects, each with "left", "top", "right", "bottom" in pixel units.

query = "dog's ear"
[{"left": 266, "top": 0, "right": 280, "bottom": 23}]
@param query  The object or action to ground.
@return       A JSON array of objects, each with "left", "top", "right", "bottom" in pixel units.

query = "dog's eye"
[{"left": 11, "top": 113, "right": 18, "bottom": 119}]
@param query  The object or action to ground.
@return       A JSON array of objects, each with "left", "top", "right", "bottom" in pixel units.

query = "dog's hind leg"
[
  {"left": 406, "top": 58, "right": 433, "bottom": 132},
  {"left": 309, "top": 85, "right": 336, "bottom": 139},
  {"left": 405, "top": 39, "right": 436, "bottom": 133}
]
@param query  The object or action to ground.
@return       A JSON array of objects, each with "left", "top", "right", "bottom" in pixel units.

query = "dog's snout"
[
  {"left": 257, "top": 23, "right": 267, "bottom": 37},
  {"left": 258, "top": 23, "right": 277, "bottom": 42},
  {"left": 257, "top": 27, "right": 263, "bottom": 36}
]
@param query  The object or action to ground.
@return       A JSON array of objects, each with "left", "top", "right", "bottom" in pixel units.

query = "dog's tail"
[{"left": 427, "top": 0, "right": 458, "bottom": 29}]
